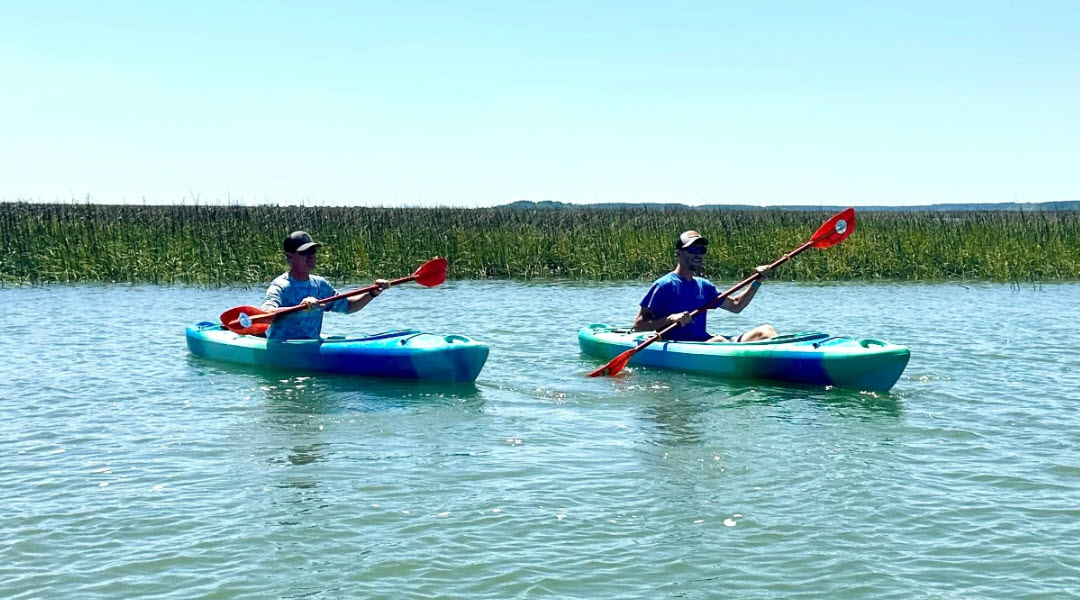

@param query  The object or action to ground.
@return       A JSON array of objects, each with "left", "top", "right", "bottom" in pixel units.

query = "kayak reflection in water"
[
  {"left": 260, "top": 231, "right": 390, "bottom": 340},
  {"left": 633, "top": 230, "right": 778, "bottom": 343}
]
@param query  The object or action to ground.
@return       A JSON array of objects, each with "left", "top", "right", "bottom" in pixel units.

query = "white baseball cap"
[{"left": 675, "top": 230, "right": 709, "bottom": 249}]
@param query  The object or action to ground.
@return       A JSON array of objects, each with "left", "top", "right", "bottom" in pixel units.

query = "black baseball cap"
[
  {"left": 283, "top": 231, "right": 322, "bottom": 253},
  {"left": 675, "top": 230, "right": 709, "bottom": 249}
]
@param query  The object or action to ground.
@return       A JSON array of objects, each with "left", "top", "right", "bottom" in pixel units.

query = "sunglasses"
[
  {"left": 295, "top": 248, "right": 318, "bottom": 257},
  {"left": 682, "top": 245, "right": 707, "bottom": 255}
]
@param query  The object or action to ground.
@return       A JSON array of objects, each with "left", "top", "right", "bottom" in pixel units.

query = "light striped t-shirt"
[{"left": 261, "top": 273, "right": 349, "bottom": 340}]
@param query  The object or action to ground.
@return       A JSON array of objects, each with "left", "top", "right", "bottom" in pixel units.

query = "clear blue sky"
[{"left": 2, "top": 1, "right": 1077, "bottom": 207}]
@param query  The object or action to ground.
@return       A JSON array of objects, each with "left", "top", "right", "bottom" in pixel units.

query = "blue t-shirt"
[
  {"left": 261, "top": 273, "right": 349, "bottom": 340},
  {"left": 640, "top": 272, "right": 719, "bottom": 342}
]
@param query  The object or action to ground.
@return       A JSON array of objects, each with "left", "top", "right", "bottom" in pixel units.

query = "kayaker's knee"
[{"left": 740, "top": 324, "right": 778, "bottom": 342}]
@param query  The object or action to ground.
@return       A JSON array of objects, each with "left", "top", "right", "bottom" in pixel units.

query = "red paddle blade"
[
  {"left": 413, "top": 257, "right": 448, "bottom": 287},
  {"left": 588, "top": 347, "right": 635, "bottom": 377},
  {"left": 811, "top": 207, "right": 855, "bottom": 248},
  {"left": 219, "top": 305, "right": 273, "bottom": 335}
]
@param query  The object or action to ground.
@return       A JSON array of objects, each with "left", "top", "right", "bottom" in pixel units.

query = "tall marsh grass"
[{"left": 1, "top": 203, "right": 1077, "bottom": 284}]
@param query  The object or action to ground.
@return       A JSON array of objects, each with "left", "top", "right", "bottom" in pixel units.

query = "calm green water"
[{"left": 2, "top": 281, "right": 1078, "bottom": 599}]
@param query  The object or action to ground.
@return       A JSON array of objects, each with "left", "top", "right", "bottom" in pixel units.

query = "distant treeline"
[
  {"left": 2, "top": 202, "right": 1078, "bottom": 284},
  {"left": 504, "top": 200, "right": 1080, "bottom": 212}
]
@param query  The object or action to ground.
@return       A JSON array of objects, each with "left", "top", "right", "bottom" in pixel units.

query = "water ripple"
[{"left": 2, "top": 282, "right": 1079, "bottom": 598}]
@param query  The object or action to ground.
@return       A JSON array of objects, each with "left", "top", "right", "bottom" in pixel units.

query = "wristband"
[{"left": 751, "top": 280, "right": 761, "bottom": 289}]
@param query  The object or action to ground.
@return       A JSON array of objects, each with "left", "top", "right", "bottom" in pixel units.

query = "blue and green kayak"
[
  {"left": 186, "top": 322, "right": 489, "bottom": 383},
  {"left": 579, "top": 324, "right": 910, "bottom": 391}
]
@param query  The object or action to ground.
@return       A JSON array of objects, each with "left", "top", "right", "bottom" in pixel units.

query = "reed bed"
[{"left": 1, "top": 202, "right": 1077, "bottom": 284}]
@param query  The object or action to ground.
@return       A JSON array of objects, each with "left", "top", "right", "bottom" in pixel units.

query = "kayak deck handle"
[
  {"left": 812, "top": 337, "right": 841, "bottom": 349},
  {"left": 443, "top": 335, "right": 471, "bottom": 343}
]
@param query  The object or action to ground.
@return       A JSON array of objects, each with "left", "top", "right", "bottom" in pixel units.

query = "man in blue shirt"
[
  {"left": 261, "top": 231, "right": 390, "bottom": 340},
  {"left": 634, "top": 230, "right": 778, "bottom": 343}
]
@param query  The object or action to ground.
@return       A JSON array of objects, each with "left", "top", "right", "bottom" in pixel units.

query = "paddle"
[
  {"left": 219, "top": 257, "right": 448, "bottom": 336},
  {"left": 588, "top": 208, "right": 856, "bottom": 377}
]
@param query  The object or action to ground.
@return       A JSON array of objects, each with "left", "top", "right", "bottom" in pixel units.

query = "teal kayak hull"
[
  {"left": 186, "top": 322, "right": 489, "bottom": 383},
  {"left": 579, "top": 324, "right": 910, "bottom": 391}
]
